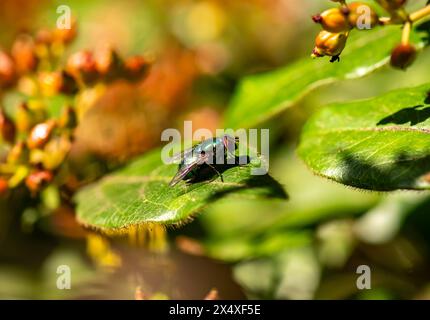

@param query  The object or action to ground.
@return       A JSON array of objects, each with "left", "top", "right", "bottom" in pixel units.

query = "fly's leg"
[
  {"left": 330, "top": 55, "right": 340, "bottom": 63},
  {"left": 206, "top": 163, "right": 224, "bottom": 183},
  {"left": 185, "top": 169, "right": 196, "bottom": 183}
]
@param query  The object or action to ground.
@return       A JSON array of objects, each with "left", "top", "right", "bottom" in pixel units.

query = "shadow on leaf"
[
  {"left": 184, "top": 156, "right": 288, "bottom": 200},
  {"left": 337, "top": 151, "right": 430, "bottom": 191},
  {"left": 416, "top": 20, "right": 430, "bottom": 45},
  {"left": 377, "top": 104, "right": 430, "bottom": 126}
]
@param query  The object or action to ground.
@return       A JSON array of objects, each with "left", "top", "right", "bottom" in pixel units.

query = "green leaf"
[
  {"left": 298, "top": 83, "right": 430, "bottom": 191},
  {"left": 224, "top": 23, "right": 430, "bottom": 129},
  {"left": 75, "top": 148, "right": 286, "bottom": 232},
  {"left": 205, "top": 230, "right": 312, "bottom": 262}
]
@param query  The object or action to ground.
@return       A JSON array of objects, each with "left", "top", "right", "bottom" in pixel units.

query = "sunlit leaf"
[
  {"left": 298, "top": 83, "right": 430, "bottom": 191},
  {"left": 75, "top": 148, "right": 286, "bottom": 232}
]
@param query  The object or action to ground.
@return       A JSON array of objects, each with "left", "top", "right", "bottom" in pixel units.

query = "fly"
[{"left": 169, "top": 135, "right": 238, "bottom": 187}]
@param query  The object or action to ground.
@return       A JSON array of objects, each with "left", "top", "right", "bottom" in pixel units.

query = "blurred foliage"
[{"left": 299, "top": 83, "right": 430, "bottom": 191}]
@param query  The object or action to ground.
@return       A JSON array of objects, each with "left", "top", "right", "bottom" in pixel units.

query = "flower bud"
[
  {"left": 16, "top": 102, "right": 33, "bottom": 133},
  {"left": 17, "top": 76, "right": 39, "bottom": 96},
  {"left": 25, "top": 170, "right": 53, "bottom": 194},
  {"left": 34, "top": 29, "right": 53, "bottom": 61},
  {"left": 390, "top": 43, "right": 417, "bottom": 70},
  {"left": 0, "top": 178, "right": 8, "bottom": 195},
  {"left": 95, "top": 47, "right": 122, "bottom": 81},
  {"left": 346, "top": 2, "right": 379, "bottom": 29},
  {"left": 38, "top": 72, "right": 62, "bottom": 96},
  {"left": 59, "top": 70, "right": 79, "bottom": 95},
  {"left": 312, "top": 31, "right": 348, "bottom": 59},
  {"left": 66, "top": 50, "right": 98, "bottom": 84},
  {"left": 312, "top": 8, "right": 351, "bottom": 33},
  {"left": 42, "top": 135, "right": 72, "bottom": 170},
  {"left": 0, "top": 109, "right": 16, "bottom": 144},
  {"left": 0, "top": 50, "right": 16, "bottom": 87},
  {"left": 7, "top": 141, "right": 29, "bottom": 164},
  {"left": 38, "top": 71, "right": 78, "bottom": 96},
  {"left": 35, "top": 29, "right": 54, "bottom": 46},
  {"left": 53, "top": 18, "right": 77, "bottom": 44},
  {"left": 59, "top": 106, "right": 77, "bottom": 129},
  {"left": 27, "top": 120, "right": 56, "bottom": 149},
  {"left": 11, "top": 34, "right": 38, "bottom": 74},
  {"left": 122, "top": 56, "right": 150, "bottom": 82}
]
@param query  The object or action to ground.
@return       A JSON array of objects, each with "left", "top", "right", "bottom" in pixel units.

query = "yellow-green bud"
[{"left": 7, "top": 141, "right": 29, "bottom": 165}]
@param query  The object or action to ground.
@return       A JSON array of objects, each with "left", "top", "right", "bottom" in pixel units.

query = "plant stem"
[
  {"left": 402, "top": 21, "right": 411, "bottom": 45},
  {"left": 378, "top": 17, "right": 393, "bottom": 25},
  {"left": 410, "top": 5, "right": 430, "bottom": 23}
]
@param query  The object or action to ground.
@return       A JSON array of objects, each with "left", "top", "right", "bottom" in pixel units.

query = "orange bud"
[
  {"left": 17, "top": 76, "right": 39, "bottom": 96},
  {"left": 346, "top": 2, "right": 379, "bottom": 30},
  {"left": 11, "top": 34, "right": 38, "bottom": 74},
  {"left": 25, "top": 170, "right": 53, "bottom": 193},
  {"left": 35, "top": 29, "right": 54, "bottom": 45},
  {"left": 390, "top": 43, "right": 417, "bottom": 70},
  {"left": 123, "top": 56, "right": 150, "bottom": 82},
  {"left": 27, "top": 120, "right": 56, "bottom": 149},
  {"left": 0, "top": 109, "right": 16, "bottom": 144},
  {"left": 53, "top": 18, "right": 77, "bottom": 44},
  {"left": 313, "top": 8, "right": 351, "bottom": 33},
  {"left": 312, "top": 31, "right": 348, "bottom": 60},
  {"left": 66, "top": 50, "right": 98, "bottom": 84},
  {"left": 0, "top": 50, "right": 16, "bottom": 87},
  {"left": 0, "top": 178, "right": 8, "bottom": 195},
  {"left": 95, "top": 47, "right": 121, "bottom": 81}
]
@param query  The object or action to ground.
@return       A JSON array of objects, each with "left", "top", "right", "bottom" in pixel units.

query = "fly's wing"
[
  {"left": 169, "top": 162, "right": 198, "bottom": 186},
  {"left": 167, "top": 146, "right": 195, "bottom": 164},
  {"left": 169, "top": 154, "right": 208, "bottom": 187}
]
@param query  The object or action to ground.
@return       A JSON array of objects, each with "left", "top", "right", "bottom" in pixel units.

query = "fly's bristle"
[
  {"left": 126, "top": 223, "right": 167, "bottom": 252},
  {"left": 86, "top": 233, "right": 122, "bottom": 268}
]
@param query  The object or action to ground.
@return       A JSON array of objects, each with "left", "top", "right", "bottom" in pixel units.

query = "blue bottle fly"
[{"left": 169, "top": 135, "right": 238, "bottom": 187}]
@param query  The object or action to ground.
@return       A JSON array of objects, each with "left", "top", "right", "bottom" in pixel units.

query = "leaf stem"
[
  {"left": 401, "top": 21, "right": 412, "bottom": 45},
  {"left": 410, "top": 5, "right": 430, "bottom": 23}
]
